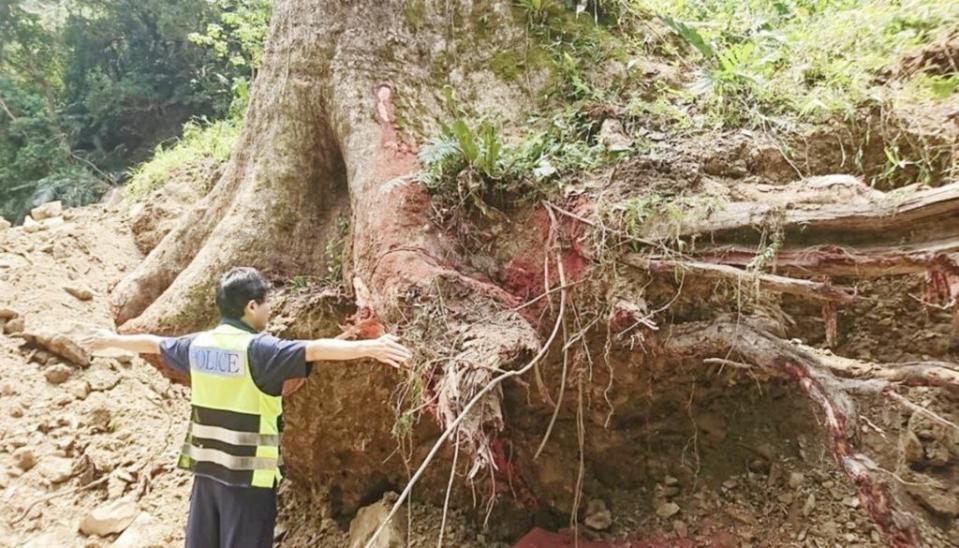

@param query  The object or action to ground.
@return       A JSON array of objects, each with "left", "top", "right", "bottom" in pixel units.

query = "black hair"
[{"left": 216, "top": 267, "right": 270, "bottom": 319}]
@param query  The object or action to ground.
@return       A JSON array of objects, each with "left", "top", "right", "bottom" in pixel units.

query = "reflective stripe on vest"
[{"left": 177, "top": 323, "right": 283, "bottom": 488}]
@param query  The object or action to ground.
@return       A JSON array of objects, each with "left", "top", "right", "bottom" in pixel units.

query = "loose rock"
[
  {"left": 348, "top": 492, "right": 407, "bottom": 548},
  {"left": 13, "top": 447, "right": 37, "bottom": 471},
  {"left": 64, "top": 284, "right": 94, "bottom": 301},
  {"left": 5, "top": 316, "right": 25, "bottom": 334},
  {"left": 31, "top": 201, "right": 63, "bottom": 221},
  {"left": 584, "top": 499, "right": 612, "bottom": 531},
  {"left": 19, "top": 331, "right": 90, "bottom": 366},
  {"left": 22, "top": 215, "right": 44, "bottom": 233},
  {"left": 79, "top": 499, "right": 138, "bottom": 536},
  {"left": 38, "top": 456, "right": 75, "bottom": 483},
  {"left": 45, "top": 364, "right": 73, "bottom": 384},
  {"left": 787, "top": 472, "right": 804, "bottom": 489},
  {"left": 656, "top": 501, "right": 681, "bottom": 518}
]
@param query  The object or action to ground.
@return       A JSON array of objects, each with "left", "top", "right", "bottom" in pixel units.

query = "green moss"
[
  {"left": 469, "top": 0, "right": 497, "bottom": 41},
  {"left": 402, "top": 0, "right": 426, "bottom": 29},
  {"left": 487, "top": 46, "right": 552, "bottom": 85}
]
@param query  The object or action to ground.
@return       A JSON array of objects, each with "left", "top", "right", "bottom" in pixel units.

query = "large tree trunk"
[
  {"left": 112, "top": 0, "right": 541, "bottom": 517},
  {"left": 111, "top": 1, "right": 959, "bottom": 545}
]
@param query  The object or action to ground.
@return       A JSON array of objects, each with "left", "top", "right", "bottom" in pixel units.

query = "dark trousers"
[{"left": 185, "top": 475, "right": 277, "bottom": 548}]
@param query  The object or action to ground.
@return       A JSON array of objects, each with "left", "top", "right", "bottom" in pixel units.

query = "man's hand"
[
  {"left": 79, "top": 329, "right": 118, "bottom": 351},
  {"left": 363, "top": 334, "right": 413, "bottom": 369},
  {"left": 305, "top": 333, "right": 413, "bottom": 366},
  {"left": 78, "top": 329, "right": 162, "bottom": 355}
]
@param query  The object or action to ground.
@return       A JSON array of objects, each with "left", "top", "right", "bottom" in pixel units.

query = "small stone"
[
  {"left": 0, "top": 381, "right": 17, "bottom": 396},
  {"left": 38, "top": 456, "right": 75, "bottom": 483},
  {"left": 79, "top": 499, "right": 138, "bottom": 536},
  {"left": 14, "top": 447, "right": 37, "bottom": 471},
  {"left": 31, "top": 201, "right": 62, "bottom": 221},
  {"left": 802, "top": 493, "right": 816, "bottom": 517},
  {"left": 777, "top": 493, "right": 794, "bottom": 505},
  {"left": 64, "top": 284, "right": 93, "bottom": 301},
  {"left": 584, "top": 499, "right": 612, "bottom": 531},
  {"left": 68, "top": 380, "right": 91, "bottom": 400},
  {"left": 672, "top": 520, "right": 688, "bottom": 538},
  {"left": 107, "top": 475, "right": 129, "bottom": 500},
  {"left": 722, "top": 479, "right": 738, "bottom": 490},
  {"left": 45, "top": 364, "right": 73, "bottom": 385},
  {"left": 598, "top": 118, "right": 633, "bottom": 152},
  {"left": 87, "top": 368, "right": 119, "bottom": 391},
  {"left": 0, "top": 217, "right": 10, "bottom": 230},
  {"left": 664, "top": 475, "right": 679, "bottom": 486},
  {"left": 22, "top": 215, "right": 45, "bottom": 233},
  {"left": 9, "top": 404, "right": 24, "bottom": 418},
  {"left": 4, "top": 316, "right": 24, "bottom": 334},
  {"left": 787, "top": 472, "right": 804, "bottom": 489},
  {"left": 844, "top": 496, "right": 860, "bottom": 508},
  {"left": 656, "top": 501, "right": 680, "bottom": 518},
  {"left": 0, "top": 307, "right": 18, "bottom": 320},
  {"left": 87, "top": 404, "right": 112, "bottom": 431},
  {"left": 748, "top": 458, "right": 770, "bottom": 474}
]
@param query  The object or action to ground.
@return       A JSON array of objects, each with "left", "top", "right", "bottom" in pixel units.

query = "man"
[{"left": 81, "top": 267, "right": 412, "bottom": 548}]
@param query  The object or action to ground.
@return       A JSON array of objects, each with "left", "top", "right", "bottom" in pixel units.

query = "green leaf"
[
  {"left": 451, "top": 119, "right": 479, "bottom": 164},
  {"left": 659, "top": 15, "right": 714, "bottom": 60}
]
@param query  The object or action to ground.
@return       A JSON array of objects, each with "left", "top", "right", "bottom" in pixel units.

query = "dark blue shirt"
[{"left": 159, "top": 318, "right": 310, "bottom": 397}]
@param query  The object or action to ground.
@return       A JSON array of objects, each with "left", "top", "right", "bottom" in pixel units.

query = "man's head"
[{"left": 216, "top": 267, "right": 271, "bottom": 331}]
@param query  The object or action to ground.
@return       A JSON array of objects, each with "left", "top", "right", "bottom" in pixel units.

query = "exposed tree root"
[
  {"left": 661, "top": 315, "right": 959, "bottom": 547},
  {"left": 624, "top": 255, "right": 857, "bottom": 302}
]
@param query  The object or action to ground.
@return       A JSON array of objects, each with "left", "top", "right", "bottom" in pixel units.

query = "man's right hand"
[{"left": 79, "top": 328, "right": 117, "bottom": 351}]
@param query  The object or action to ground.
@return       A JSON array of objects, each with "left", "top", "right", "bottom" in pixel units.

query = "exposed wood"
[
  {"left": 696, "top": 242, "right": 959, "bottom": 278},
  {"left": 640, "top": 178, "right": 959, "bottom": 256},
  {"left": 623, "top": 254, "right": 857, "bottom": 302}
]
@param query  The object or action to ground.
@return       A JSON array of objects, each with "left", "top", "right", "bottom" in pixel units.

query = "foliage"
[
  {"left": 0, "top": 0, "right": 271, "bottom": 222},
  {"left": 125, "top": 118, "right": 239, "bottom": 198},
  {"left": 188, "top": 0, "right": 271, "bottom": 117},
  {"left": 626, "top": 0, "right": 959, "bottom": 125}
]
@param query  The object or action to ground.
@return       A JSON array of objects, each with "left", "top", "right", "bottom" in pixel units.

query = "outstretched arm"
[
  {"left": 79, "top": 328, "right": 164, "bottom": 355},
  {"left": 305, "top": 334, "right": 412, "bottom": 368}
]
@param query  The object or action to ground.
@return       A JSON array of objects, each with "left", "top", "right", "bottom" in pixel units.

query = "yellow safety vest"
[{"left": 177, "top": 323, "right": 283, "bottom": 488}]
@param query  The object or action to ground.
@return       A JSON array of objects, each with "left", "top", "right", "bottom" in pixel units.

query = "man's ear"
[{"left": 245, "top": 300, "right": 258, "bottom": 315}]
